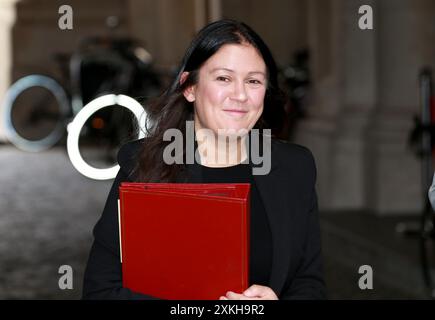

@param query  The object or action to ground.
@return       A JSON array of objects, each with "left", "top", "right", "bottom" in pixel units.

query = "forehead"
[{"left": 202, "top": 43, "right": 266, "bottom": 74}]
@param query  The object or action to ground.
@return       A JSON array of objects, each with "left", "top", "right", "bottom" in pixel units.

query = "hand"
[{"left": 219, "top": 284, "right": 278, "bottom": 300}]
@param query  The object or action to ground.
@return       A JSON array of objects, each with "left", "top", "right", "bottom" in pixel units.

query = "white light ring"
[
  {"left": 2, "top": 75, "right": 70, "bottom": 152},
  {"left": 67, "top": 94, "right": 146, "bottom": 180}
]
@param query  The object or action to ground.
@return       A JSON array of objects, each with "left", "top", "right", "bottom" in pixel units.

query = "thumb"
[{"left": 243, "top": 285, "right": 262, "bottom": 297}]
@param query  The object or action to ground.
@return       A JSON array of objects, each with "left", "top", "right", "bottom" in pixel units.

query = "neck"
[{"left": 195, "top": 127, "right": 248, "bottom": 168}]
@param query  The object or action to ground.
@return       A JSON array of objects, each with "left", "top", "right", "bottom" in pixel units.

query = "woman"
[{"left": 82, "top": 19, "right": 326, "bottom": 300}]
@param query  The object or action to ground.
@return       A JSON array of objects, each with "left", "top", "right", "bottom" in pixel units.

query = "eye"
[
  {"left": 216, "top": 76, "right": 230, "bottom": 82},
  {"left": 247, "top": 79, "right": 263, "bottom": 85}
]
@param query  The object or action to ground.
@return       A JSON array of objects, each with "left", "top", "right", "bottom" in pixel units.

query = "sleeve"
[
  {"left": 81, "top": 152, "right": 160, "bottom": 300},
  {"left": 428, "top": 172, "right": 435, "bottom": 210},
  {"left": 280, "top": 150, "right": 327, "bottom": 300}
]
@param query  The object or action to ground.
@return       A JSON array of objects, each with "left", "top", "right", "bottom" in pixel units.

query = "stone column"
[
  {"left": 128, "top": 0, "right": 196, "bottom": 69},
  {"left": 208, "top": 0, "right": 222, "bottom": 22},
  {"left": 367, "top": 0, "right": 435, "bottom": 214},
  {"left": 328, "top": 0, "right": 377, "bottom": 210},
  {"left": 296, "top": 0, "right": 377, "bottom": 211},
  {"left": 294, "top": 0, "right": 343, "bottom": 211},
  {"left": 0, "top": 0, "right": 19, "bottom": 142},
  {"left": 297, "top": 0, "right": 435, "bottom": 215}
]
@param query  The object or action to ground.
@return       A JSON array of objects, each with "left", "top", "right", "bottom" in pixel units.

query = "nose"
[{"left": 231, "top": 80, "right": 248, "bottom": 103}]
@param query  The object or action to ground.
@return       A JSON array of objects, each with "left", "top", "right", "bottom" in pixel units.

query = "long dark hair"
[{"left": 133, "top": 19, "right": 286, "bottom": 182}]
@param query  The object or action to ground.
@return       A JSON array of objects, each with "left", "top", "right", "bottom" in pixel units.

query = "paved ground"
[
  {"left": 322, "top": 213, "right": 427, "bottom": 299},
  {"left": 0, "top": 144, "right": 430, "bottom": 299},
  {"left": 0, "top": 144, "right": 111, "bottom": 299}
]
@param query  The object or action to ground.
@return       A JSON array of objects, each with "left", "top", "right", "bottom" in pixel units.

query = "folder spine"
[
  {"left": 244, "top": 187, "right": 251, "bottom": 289},
  {"left": 117, "top": 198, "right": 123, "bottom": 263}
]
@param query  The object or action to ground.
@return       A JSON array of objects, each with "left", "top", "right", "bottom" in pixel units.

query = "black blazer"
[{"left": 82, "top": 138, "right": 326, "bottom": 299}]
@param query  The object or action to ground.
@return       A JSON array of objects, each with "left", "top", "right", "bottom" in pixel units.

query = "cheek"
[
  {"left": 249, "top": 89, "right": 266, "bottom": 111},
  {"left": 200, "top": 83, "right": 228, "bottom": 106}
]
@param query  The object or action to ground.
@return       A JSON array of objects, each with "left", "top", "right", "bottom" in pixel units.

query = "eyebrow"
[{"left": 209, "top": 67, "right": 266, "bottom": 77}]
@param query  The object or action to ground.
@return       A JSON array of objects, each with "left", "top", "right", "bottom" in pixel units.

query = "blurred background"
[{"left": 1, "top": 0, "right": 435, "bottom": 299}]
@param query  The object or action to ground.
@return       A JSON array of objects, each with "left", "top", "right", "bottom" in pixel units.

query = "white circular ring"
[
  {"left": 2, "top": 75, "right": 70, "bottom": 152},
  {"left": 67, "top": 94, "right": 146, "bottom": 180}
]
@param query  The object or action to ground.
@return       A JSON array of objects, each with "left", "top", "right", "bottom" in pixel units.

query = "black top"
[{"left": 195, "top": 161, "right": 272, "bottom": 286}]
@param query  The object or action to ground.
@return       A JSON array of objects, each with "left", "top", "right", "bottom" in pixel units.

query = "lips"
[{"left": 223, "top": 109, "right": 248, "bottom": 114}]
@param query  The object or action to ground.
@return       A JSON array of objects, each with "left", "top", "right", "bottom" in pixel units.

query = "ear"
[{"left": 180, "top": 71, "right": 196, "bottom": 102}]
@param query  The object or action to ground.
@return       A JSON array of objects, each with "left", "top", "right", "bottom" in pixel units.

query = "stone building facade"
[{"left": 1, "top": 0, "right": 433, "bottom": 215}]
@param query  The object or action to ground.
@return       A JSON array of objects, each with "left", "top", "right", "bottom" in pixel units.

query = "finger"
[
  {"left": 219, "top": 296, "right": 228, "bottom": 300},
  {"left": 226, "top": 291, "right": 244, "bottom": 300},
  {"left": 239, "top": 295, "right": 260, "bottom": 300},
  {"left": 226, "top": 291, "right": 260, "bottom": 300},
  {"left": 243, "top": 284, "right": 268, "bottom": 297}
]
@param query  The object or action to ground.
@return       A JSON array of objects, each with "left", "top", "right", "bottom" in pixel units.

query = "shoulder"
[
  {"left": 117, "top": 138, "right": 146, "bottom": 178},
  {"left": 267, "top": 138, "right": 317, "bottom": 191},
  {"left": 271, "top": 138, "right": 315, "bottom": 162},
  {"left": 271, "top": 138, "right": 317, "bottom": 175}
]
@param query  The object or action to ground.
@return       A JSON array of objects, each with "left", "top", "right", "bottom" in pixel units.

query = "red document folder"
[{"left": 118, "top": 182, "right": 250, "bottom": 300}]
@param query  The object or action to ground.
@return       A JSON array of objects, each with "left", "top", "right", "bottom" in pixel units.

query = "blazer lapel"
[{"left": 252, "top": 142, "right": 292, "bottom": 296}]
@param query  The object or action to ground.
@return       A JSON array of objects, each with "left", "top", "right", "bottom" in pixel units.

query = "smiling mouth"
[{"left": 223, "top": 109, "right": 248, "bottom": 116}]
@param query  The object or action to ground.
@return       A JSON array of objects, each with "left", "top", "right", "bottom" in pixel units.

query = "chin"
[{"left": 216, "top": 125, "right": 250, "bottom": 136}]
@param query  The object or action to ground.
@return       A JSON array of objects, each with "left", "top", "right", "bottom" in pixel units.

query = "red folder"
[{"left": 118, "top": 182, "right": 250, "bottom": 300}]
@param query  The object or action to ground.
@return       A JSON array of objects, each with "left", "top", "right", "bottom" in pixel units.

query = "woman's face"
[{"left": 184, "top": 43, "right": 267, "bottom": 135}]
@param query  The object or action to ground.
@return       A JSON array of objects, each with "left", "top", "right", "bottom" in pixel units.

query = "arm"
[
  {"left": 223, "top": 190, "right": 327, "bottom": 301},
  {"left": 82, "top": 240, "right": 159, "bottom": 299},
  {"left": 220, "top": 192, "right": 325, "bottom": 301},
  {"left": 82, "top": 163, "right": 160, "bottom": 300},
  {"left": 280, "top": 189, "right": 327, "bottom": 300},
  {"left": 280, "top": 149, "right": 327, "bottom": 300},
  {"left": 222, "top": 146, "right": 327, "bottom": 301},
  {"left": 428, "top": 172, "right": 435, "bottom": 210}
]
